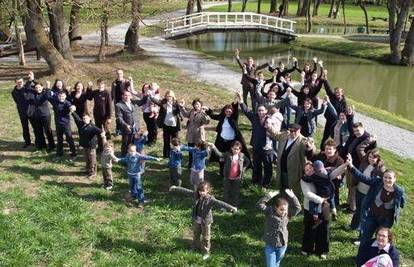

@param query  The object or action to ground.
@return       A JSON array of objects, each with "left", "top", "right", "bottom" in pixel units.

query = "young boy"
[
  {"left": 48, "top": 90, "right": 77, "bottom": 160},
  {"left": 169, "top": 138, "right": 183, "bottom": 186},
  {"left": 101, "top": 140, "right": 118, "bottom": 190},
  {"left": 71, "top": 109, "right": 102, "bottom": 178},
  {"left": 181, "top": 141, "right": 213, "bottom": 190},
  {"left": 118, "top": 144, "right": 161, "bottom": 208},
  {"left": 133, "top": 130, "right": 148, "bottom": 153},
  {"left": 210, "top": 141, "right": 250, "bottom": 207},
  {"left": 86, "top": 79, "right": 112, "bottom": 152}
]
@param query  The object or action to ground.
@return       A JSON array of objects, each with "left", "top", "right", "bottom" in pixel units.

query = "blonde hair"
[{"left": 164, "top": 89, "right": 175, "bottom": 100}]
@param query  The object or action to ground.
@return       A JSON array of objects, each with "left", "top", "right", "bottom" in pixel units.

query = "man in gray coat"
[{"left": 116, "top": 90, "right": 147, "bottom": 156}]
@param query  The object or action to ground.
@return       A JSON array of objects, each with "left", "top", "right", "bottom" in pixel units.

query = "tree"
[
  {"left": 300, "top": 0, "right": 310, "bottom": 17},
  {"left": 387, "top": 0, "right": 411, "bottom": 64},
  {"left": 69, "top": 0, "right": 82, "bottom": 48},
  {"left": 305, "top": 0, "right": 312, "bottom": 32},
  {"left": 270, "top": 0, "right": 277, "bottom": 14},
  {"left": 359, "top": 0, "right": 369, "bottom": 34},
  {"left": 241, "top": 0, "right": 248, "bottom": 12},
  {"left": 124, "top": 0, "right": 142, "bottom": 53},
  {"left": 46, "top": 0, "right": 73, "bottom": 60},
  {"left": 282, "top": 0, "right": 289, "bottom": 16},
  {"left": 26, "top": 0, "right": 71, "bottom": 74},
  {"left": 313, "top": 0, "right": 322, "bottom": 16},
  {"left": 257, "top": 0, "right": 262, "bottom": 13},
  {"left": 341, "top": 0, "right": 346, "bottom": 34},
  {"left": 12, "top": 0, "right": 25, "bottom": 65},
  {"left": 328, "top": 0, "right": 337, "bottom": 18},
  {"left": 401, "top": 18, "right": 414, "bottom": 66},
  {"left": 227, "top": 0, "right": 232, "bottom": 12},
  {"left": 186, "top": 0, "right": 195, "bottom": 15},
  {"left": 98, "top": 0, "right": 109, "bottom": 62},
  {"left": 196, "top": 0, "right": 203, "bottom": 12},
  {"left": 296, "top": 0, "right": 303, "bottom": 16}
]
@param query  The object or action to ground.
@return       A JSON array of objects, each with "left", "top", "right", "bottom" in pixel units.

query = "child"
[
  {"left": 101, "top": 140, "right": 118, "bottom": 190},
  {"left": 71, "top": 109, "right": 102, "bottom": 178},
  {"left": 118, "top": 144, "right": 161, "bottom": 208},
  {"left": 181, "top": 141, "right": 212, "bottom": 190},
  {"left": 169, "top": 138, "right": 183, "bottom": 186},
  {"left": 210, "top": 141, "right": 250, "bottom": 207},
  {"left": 256, "top": 189, "right": 301, "bottom": 267},
  {"left": 133, "top": 130, "right": 148, "bottom": 153},
  {"left": 263, "top": 106, "right": 284, "bottom": 152},
  {"left": 169, "top": 182, "right": 237, "bottom": 260}
]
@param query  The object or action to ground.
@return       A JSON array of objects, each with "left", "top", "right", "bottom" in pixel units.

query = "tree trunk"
[
  {"left": 300, "top": 0, "right": 309, "bottom": 17},
  {"left": 196, "top": 0, "right": 203, "bottom": 12},
  {"left": 228, "top": 0, "right": 232, "bottom": 12},
  {"left": 26, "top": 0, "right": 71, "bottom": 74},
  {"left": 387, "top": 0, "right": 411, "bottom": 64},
  {"left": 333, "top": 0, "right": 341, "bottom": 19},
  {"left": 0, "top": 9, "right": 11, "bottom": 42},
  {"left": 296, "top": 0, "right": 303, "bottom": 16},
  {"left": 313, "top": 0, "right": 322, "bottom": 16},
  {"left": 125, "top": 0, "right": 142, "bottom": 53},
  {"left": 69, "top": 0, "right": 81, "bottom": 48},
  {"left": 257, "top": 0, "right": 262, "bottom": 13},
  {"left": 358, "top": 0, "right": 369, "bottom": 34},
  {"left": 22, "top": 15, "right": 37, "bottom": 49},
  {"left": 283, "top": 0, "right": 289, "bottom": 16},
  {"left": 401, "top": 18, "right": 414, "bottom": 66},
  {"left": 328, "top": 0, "right": 336, "bottom": 18},
  {"left": 241, "top": 0, "right": 248, "bottom": 12},
  {"left": 46, "top": 0, "right": 73, "bottom": 60},
  {"left": 306, "top": 0, "right": 312, "bottom": 32},
  {"left": 98, "top": 12, "right": 108, "bottom": 62},
  {"left": 13, "top": 0, "right": 25, "bottom": 66},
  {"left": 270, "top": 0, "right": 277, "bottom": 14},
  {"left": 341, "top": 0, "right": 346, "bottom": 34},
  {"left": 186, "top": 0, "right": 195, "bottom": 15}
]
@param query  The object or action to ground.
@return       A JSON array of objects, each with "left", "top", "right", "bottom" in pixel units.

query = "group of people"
[{"left": 11, "top": 49, "right": 406, "bottom": 266}]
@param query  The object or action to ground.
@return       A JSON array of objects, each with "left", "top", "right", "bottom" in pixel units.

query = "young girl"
[
  {"left": 256, "top": 189, "right": 301, "bottom": 267},
  {"left": 290, "top": 97, "right": 328, "bottom": 137},
  {"left": 264, "top": 107, "right": 284, "bottom": 152},
  {"left": 169, "top": 138, "right": 183, "bottom": 186},
  {"left": 210, "top": 141, "right": 250, "bottom": 207},
  {"left": 181, "top": 141, "right": 213, "bottom": 190},
  {"left": 169, "top": 182, "right": 237, "bottom": 260}
]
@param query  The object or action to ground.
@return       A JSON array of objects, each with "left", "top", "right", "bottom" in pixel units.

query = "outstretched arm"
[
  {"left": 256, "top": 191, "right": 279, "bottom": 212},
  {"left": 212, "top": 196, "right": 237, "bottom": 212},
  {"left": 169, "top": 185, "right": 195, "bottom": 197}
]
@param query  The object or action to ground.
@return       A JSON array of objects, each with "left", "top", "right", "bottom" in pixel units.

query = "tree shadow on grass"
[{"left": 6, "top": 165, "right": 85, "bottom": 180}]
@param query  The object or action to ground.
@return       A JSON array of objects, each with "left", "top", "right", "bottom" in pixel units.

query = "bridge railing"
[{"left": 165, "top": 12, "right": 296, "bottom": 36}]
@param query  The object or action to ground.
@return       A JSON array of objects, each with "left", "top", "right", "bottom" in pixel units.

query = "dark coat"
[
  {"left": 25, "top": 89, "right": 51, "bottom": 118},
  {"left": 86, "top": 88, "right": 112, "bottom": 121},
  {"left": 72, "top": 112, "right": 102, "bottom": 149},
  {"left": 68, "top": 91, "right": 88, "bottom": 117},
  {"left": 12, "top": 86, "right": 30, "bottom": 114},
  {"left": 356, "top": 239, "right": 400, "bottom": 267},
  {"left": 115, "top": 97, "right": 147, "bottom": 134},
  {"left": 151, "top": 97, "right": 182, "bottom": 130}
]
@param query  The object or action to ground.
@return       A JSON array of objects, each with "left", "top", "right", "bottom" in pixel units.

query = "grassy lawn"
[
  {"left": 206, "top": 0, "right": 390, "bottom": 28},
  {"left": 0, "top": 48, "right": 413, "bottom": 266}
]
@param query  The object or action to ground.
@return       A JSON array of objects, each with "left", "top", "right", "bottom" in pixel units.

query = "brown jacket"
[{"left": 180, "top": 108, "right": 210, "bottom": 144}]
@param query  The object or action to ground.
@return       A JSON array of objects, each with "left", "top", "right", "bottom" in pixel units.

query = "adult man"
[
  {"left": 116, "top": 90, "right": 148, "bottom": 156},
  {"left": 111, "top": 69, "right": 131, "bottom": 134},
  {"left": 267, "top": 123, "right": 307, "bottom": 197},
  {"left": 12, "top": 77, "right": 32, "bottom": 148},
  {"left": 235, "top": 49, "right": 268, "bottom": 107}
]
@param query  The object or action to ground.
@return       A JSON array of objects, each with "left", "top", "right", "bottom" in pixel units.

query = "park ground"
[{"left": 1, "top": 1, "right": 413, "bottom": 266}]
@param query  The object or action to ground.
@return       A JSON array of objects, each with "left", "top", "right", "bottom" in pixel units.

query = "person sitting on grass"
[
  {"left": 169, "top": 182, "right": 237, "bottom": 260},
  {"left": 117, "top": 144, "right": 161, "bottom": 208},
  {"left": 71, "top": 107, "right": 102, "bottom": 179},
  {"left": 256, "top": 189, "right": 301, "bottom": 267},
  {"left": 210, "top": 140, "right": 250, "bottom": 208}
]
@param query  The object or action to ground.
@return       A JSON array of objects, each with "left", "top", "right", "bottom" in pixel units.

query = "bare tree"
[
  {"left": 227, "top": 0, "right": 232, "bottom": 12},
  {"left": 69, "top": 0, "right": 82, "bottom": 48},
  {"left": 124, "top": 0, "right": 141, "bottom": 53},
  {"left": 313, "top": 0, "right": 322, "bottom": 16},
  {"left": 306, "top": 0, "right": 312, "bottom": 32},
  {"left": 196, "top": 0, "right": 203, "bottom": 12},
  {"left": 296, "top": 0, "right": 303, "bottom": 16},
  {"left": 241, "top": 0, "right": 248, "bottom": 12},
  {"left": 401, "top": 18, "right": 414, "bottom": 66},
  {"left": 387, "top": 0, "right": 411, "bottom": 64},
  {"left": 359, "top": 0, "right": 369, "bottom": 34},
  {"left": 186, "top": 0, "right": 195, "bottom": 15},
  {"left": 26, "top": 0, "right": 71, "bottom": 73},
  {"left": 12, "top": 0, "right": 25, "bottom": 65},
  {"left": 270, "top": 0, "right": 277, "bottom": 14},
  {"left": 328, "top": 0, "right": 337, "bottom": 18},
  {"left": 46, "top": 0, "right": 73, "bottom": 60},
  {"left": 98, "top": 0, "right": 109, "bottom": 62}
]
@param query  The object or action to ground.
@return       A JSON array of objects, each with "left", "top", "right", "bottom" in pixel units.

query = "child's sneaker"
[
  {"left": 202, "top": 253, "right": 210, "bottom": 260},
  {"left": 137, "top": 202, "right": 145, "bottom": 209},
  {"left": 320, "top": 254, "right": 327, "bottom": 260},
  {"left": 105, "top": 185, "right": 113, "bottom": 191}
]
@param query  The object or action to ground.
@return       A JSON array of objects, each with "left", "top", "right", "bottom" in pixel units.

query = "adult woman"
[
  {"left": 141, "top": 83, "right": 160, "bottom": 145},
  {"left": 179, "top": 98, "right": 210, "bottom": 167},
  {"left": 356, "top": 227, "right": 400, "bottom": 267},
  {"left": 68, "top": 81, "right": 88, "bottom": 120},
  {"left": 51, "top": 79, "right": 69, "bottom": 97},
  {"left": 150, "top": 90, "right": 181, "bottom": 158},
  {"left": 347, "top": 156, "right": 405, "bottom": 247},
  {"left": 206, "top": 101, "right": 250, "bottom": 175},
  {"left": 350, "top": 148, "right": 386, "bottom": 232},
  {"left": 289, "top": 97, "right": 328, "bottom": 137}
]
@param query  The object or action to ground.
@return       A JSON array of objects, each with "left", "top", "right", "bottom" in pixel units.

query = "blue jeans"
[
  {"left": 350, "top": 190, "right": 366, "bottom": 230},
  {"left": 128, "top": 174, "right": 144, "bottom": 203},
  {"left": 264, "top": 244, "right": 287, "bottom": 267},
  {"left": 360, "top": 214, "right": 393, "bottom": 247}
]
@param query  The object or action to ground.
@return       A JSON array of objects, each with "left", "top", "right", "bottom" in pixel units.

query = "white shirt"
[
  {"left": 285, "top": 137, "right": 297, "bottom": 150},
  {"left": 220, "top": 118, "right": 235, "bottom": 140},
  {"left": 164, "top": 103, "right": 176, "bottom": 127}
]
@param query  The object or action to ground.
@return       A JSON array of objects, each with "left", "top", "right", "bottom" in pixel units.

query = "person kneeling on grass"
[
  {"left": 169, "top": 182, "right": 237, "bottom": 260},
  {"left": 118, "top": 144, "right": 161, "bottom": 208},
  {"left": 257, "top": 189, "right": 301, "bottom": 267}
]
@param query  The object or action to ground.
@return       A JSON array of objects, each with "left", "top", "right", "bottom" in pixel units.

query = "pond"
[{"left": 174, "top": 31, "right": 414, "bottom": 120}]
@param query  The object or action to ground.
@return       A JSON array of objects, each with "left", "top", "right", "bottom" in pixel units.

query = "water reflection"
[{"left": 175, "top": 32, "right": 414, "bottom": 120}]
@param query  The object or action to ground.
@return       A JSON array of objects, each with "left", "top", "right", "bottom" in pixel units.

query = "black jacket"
[
  {"left": 115, "top": 97, "right": 147, "bottom": 134},
  {"left": 151, "top": 97, "right": 182, "bottom": 130},
  {"left": 25, "top": 89, "right": 51, "bottom": 118},
  {"left": 12, "top": 86, "right": 30, "bottom": 114},
  {"left": 72, "top": 112, "right": 102, "bottom": 148}
]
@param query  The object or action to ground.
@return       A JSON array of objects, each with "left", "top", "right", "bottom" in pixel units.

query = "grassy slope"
[
  {"left": 0, "top": 51, "right": 412, "bottom": 266},
  {"left": 207, "top": 0, "right": 389, "bottom": 28}
]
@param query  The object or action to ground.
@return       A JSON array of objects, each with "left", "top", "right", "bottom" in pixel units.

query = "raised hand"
[
  {"left": 69, "top": 105, "right": 76, "bottom": 113},
  {"left": 368, "top": 135, "right": 377, "bottom": 143},
  {"left": 284, "top": 189, "right": 295, "bottom": 198},
  {"left": 45, "top": 81, "right": 51, "bottom": 89},
  {"left": 87, "top": 81, "right": 93, "bottom": 88},
  {"left": 313, "top": 57, "right": 318, "bottom": 63},
  {"left": 292, "top": 57, "right": 298, "bottom": 62},
  {"left": 318, "top": 60, "right": 324, "bottom": 67},
  {"left": 178, "top": 99, "right": 185, "bottom": 107},
  {"left": 346, "top": 154, "right": 353, "bottom": 166},
  {"left": 235, "top": 48, "right": 240, "bottom": 58}
]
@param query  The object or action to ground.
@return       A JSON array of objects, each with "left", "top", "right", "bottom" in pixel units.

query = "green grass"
[
  {"left": 0, "top": 52, "right": 412, "bottom": 266},
  {"left": 207, "top": 0, "right": 390, "bottom": 28}
]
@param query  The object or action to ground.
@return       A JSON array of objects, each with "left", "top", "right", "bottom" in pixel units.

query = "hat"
[
  {"left": 288, "top": 123, "right": 301, "bottom": 130},
  {"left": 313, "top": 160, "right": 325, "bottom": 170}
]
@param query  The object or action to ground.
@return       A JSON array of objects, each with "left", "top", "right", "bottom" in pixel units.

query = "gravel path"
[{"left": 83, "top": 5, "right": 414, "bottom": 160}]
